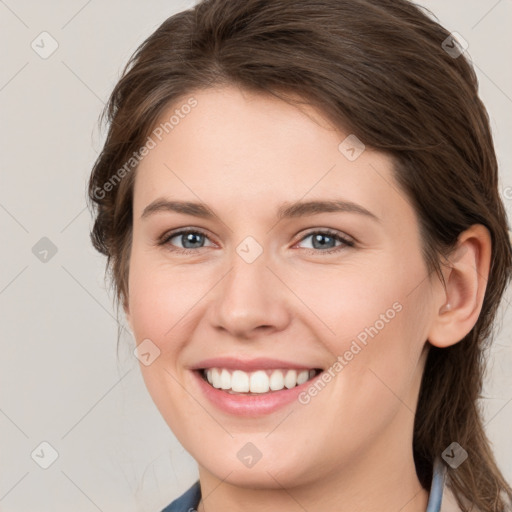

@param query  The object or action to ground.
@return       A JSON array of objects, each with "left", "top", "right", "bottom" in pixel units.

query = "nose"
[{"left": 208, "top": 250, "right": 292, "bottom": 340}]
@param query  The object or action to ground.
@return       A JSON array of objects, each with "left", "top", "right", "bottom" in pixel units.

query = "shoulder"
[{"left": 160, "top": 480, "right": 201, "bottom": 512}]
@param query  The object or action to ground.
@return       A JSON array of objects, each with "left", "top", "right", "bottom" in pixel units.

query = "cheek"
[
  {"left": 287, "top": 256, "right": 416, "bottom": 348},
  {"left": 127, "top": 251, "right": 210, "bottom": 350},
  {"left": 293, "top": 252, "right": 430, "bottom": 405}
]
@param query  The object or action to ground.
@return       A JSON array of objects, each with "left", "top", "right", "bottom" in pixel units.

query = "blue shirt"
[{"left": 161, "top": 457, "right": 449, "bottom": 512}]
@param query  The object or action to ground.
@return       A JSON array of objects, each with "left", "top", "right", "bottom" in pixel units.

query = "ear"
[{"left": 427, "top": 224, "right": 492, "bottom": 348}]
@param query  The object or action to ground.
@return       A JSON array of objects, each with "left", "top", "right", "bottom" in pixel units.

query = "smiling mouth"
[{"left": 198, "top": 367, "right": 323, "bottom": 394}]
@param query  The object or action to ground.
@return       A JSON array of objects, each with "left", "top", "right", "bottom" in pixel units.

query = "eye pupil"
[
  {"left": 183, "top": 232, "right": 203, "bottom": 248},
  {"left": 312, "top": 233, "right": 334, "bottom": 249}
]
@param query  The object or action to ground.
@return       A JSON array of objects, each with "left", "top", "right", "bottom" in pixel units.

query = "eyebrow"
[{"left": 141, "top": 198, "right": 379, "bottom": 222}]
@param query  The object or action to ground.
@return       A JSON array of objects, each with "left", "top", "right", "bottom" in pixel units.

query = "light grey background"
[{"left": 0, "top": 1, "right": 511, "bottom": 510}]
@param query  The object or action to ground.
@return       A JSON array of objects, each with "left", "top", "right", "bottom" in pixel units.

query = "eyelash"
[{"left": 158, "top": 228, "right": 355, "bottom": 255}]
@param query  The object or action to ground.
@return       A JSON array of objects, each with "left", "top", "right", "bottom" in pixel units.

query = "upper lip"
[{"left": 190, "top": 357, "right": 323, "bottom": 372}]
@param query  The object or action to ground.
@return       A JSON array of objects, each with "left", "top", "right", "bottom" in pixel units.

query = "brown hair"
[{"left": 87, "top": 0, "right": 512, "bottom": 510}]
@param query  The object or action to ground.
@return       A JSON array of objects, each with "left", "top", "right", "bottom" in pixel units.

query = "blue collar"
[
  {"left": 162, "top": 457, "right": 447, "bottom": 512},
  {"left": 426, "top": 456, "right": 447, "bottom": 512}
]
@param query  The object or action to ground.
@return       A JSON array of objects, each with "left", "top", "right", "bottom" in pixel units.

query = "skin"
[{"left": 124, "top": 85, "right": 491, "bottom": 512}]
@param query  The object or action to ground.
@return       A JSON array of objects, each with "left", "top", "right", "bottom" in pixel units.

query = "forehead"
[{"left": 133, "top": 86, "right": 406, "bottom": 225}]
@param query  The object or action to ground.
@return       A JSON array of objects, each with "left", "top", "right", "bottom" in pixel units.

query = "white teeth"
[
  {"left": 202, "top": 367, "right": 319, "bottom": 393},
  {"left": 231, "top": 370, "right": 250, "bottom": 392},
  {"left": 220, "top": 369, "right": 231, "bottom": 390},
  {"left": 297, "top": 370, "right": 309, "bottom": 385},
  {"left": 211, "top": 368, "right": 221, "bottom": 388},
  {"left": 249, "top": 370, "right": 269, "bottom": 393},
  {"left": 269, "top": 370, "right": 284, "bottom": 390},
  {"left": 284, "top": 369, "right": 297, "bottom": 389}
]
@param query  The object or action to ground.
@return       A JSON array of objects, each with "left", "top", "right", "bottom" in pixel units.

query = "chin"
[{"left": 199, "top": 452, "right": 320, "bottom": 490}]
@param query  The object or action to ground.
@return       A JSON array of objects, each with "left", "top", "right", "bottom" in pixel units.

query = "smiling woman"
[{"left": 87, "top": 1, "right": 512, "bottom": 511}]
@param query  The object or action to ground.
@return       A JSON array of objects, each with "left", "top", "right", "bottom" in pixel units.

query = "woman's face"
[{"left": 126, "top": 85, "right": 440, "bottom": 489}]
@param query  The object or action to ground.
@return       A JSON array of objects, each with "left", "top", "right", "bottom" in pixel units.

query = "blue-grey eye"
[
  {"left": 297, "top": 231, "right": 353, "bottom": 251},
  {"left": 166, "top": 230, "right": 212, "bottom": 250}
]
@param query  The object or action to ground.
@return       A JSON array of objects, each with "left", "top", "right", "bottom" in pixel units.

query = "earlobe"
[{"left": 427, "top": 224, "right": 492, "bottom": 349}]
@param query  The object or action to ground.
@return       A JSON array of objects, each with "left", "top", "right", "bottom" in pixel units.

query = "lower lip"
[{"left": 191, "top": 370, "right": 322, "bottom": 417}]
